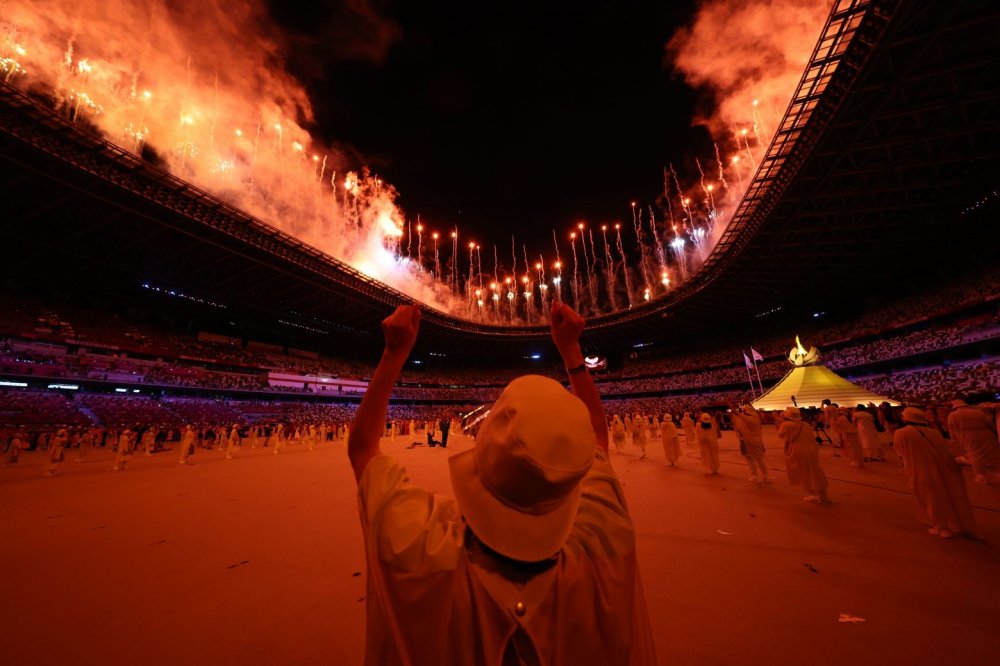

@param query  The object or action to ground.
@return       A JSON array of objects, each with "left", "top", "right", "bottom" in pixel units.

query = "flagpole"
[
  {"left": 753, "top": 358, "right": 764, "bottom": 395},
  {"left": 743, "top": 353, "right": 757, "bottom": 398}
]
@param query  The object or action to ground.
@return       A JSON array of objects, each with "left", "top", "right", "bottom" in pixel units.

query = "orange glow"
[
  {"left": 535, "top": 262, "right": 542, "bottom": 270},
  {"left": 570, "top": 232, "right": 576, "bottom": 239},
  {"left": 451, "top": 231, "right": 457, "bottom": 238},
  {"left": 416, "top": 224, "right": 423, "bottom": 232},
  {"left": 431, "top": 232, "right": 438, "bottom": 239}
]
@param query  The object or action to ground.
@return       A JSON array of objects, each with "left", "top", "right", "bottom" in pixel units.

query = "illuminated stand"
[{"left": 752, "top": 337, "right": 899, "bottom": 411}]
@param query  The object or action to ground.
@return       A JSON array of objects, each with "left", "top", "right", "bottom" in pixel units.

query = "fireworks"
[{"left": 0, "top": 0, "right": 824, "bottom": 326}]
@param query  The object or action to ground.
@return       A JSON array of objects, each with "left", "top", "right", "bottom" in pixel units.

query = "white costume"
[
  {"left": 695, "top": 414, "right": 720, "bottom": 474},
  {"left": 732, "top": 407, "right": 770, "bottom": 483},
  {"left": 610, "top": 416, "right": 627, "bottom": 454},
  {"left": 680, "top": 413, "right": 696, "bottom": 446},
  {"left": 631, "top": 415, "right": 647, "bottom": 458},
  {"left": 836, "top": 410, "right": 864, "bottom": 467},
  {"left": 113, "top": 430, "right": 132, "bottom": 471},
  {"left": 659, "top": 415, "right": 680, "bottom": 466},
  {"left": 4, "top": 431, "right": 24, "bottom": 467},
  {"left": 141, "top": 429, "right": 157, "bottom": 457},
  {"left": 46, "top": 429, "right": 68, "bottom": 477},
  {"left": 894, "top": 411, "right": 976, "bottom": 538},
  {"left": 853, "top": 409, "right": 884, "bottom": 461},
  {"left": 226, "top": 426, "right": 240, "bottom": 459},
  {"left": 179, "top": 426, "right": 196, "bottom": 464},
  {"left": 947, "top": 403, "right": 1000, "bottom": 484},
  {"left": 779, "top": 408, "right": 829, "bottom": 503}
]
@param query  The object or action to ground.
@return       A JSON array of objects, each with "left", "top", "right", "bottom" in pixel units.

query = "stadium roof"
[{"left": 0, "top": 0, "right": 997, "bottom": 361}]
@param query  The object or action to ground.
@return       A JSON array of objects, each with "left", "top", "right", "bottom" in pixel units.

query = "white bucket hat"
[
  {"left": 782, "top": 406, "right": 802, "bottom": 421},
  {"left": 448, "top": 375, "right": 596, "bottom": 562}
]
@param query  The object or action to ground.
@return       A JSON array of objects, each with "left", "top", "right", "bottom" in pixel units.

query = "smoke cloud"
[
  {"left": 0, "top": 0, "right": 459, "bottom": 312},
  {"left": 667, "top": 0, "right": 830, "bottom": 140}
]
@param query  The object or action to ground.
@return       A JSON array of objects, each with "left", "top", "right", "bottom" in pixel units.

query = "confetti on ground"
[
  {"left": 351, "top": 571, "right": 361, "bottom": 577},
  {"left": 804, "top": 563, "right": 818, "bottom": 573},
  {"left": 838, "top": 614, "right": 866, "bottom": 623},
  {"left": 227, "top": 560, "right": 250, "bottom": 570},
  {"left": 149, "top": 539, "right": 167, "bottom": 546},
  {"left": 749, "top": 513, "right": 757, "bottom": 518},
  {"left": 716, "top": 530, "right": 734, "bottom": 536},
  {"left": 90, "top": 525, "right": 107, "bottom": 530}
]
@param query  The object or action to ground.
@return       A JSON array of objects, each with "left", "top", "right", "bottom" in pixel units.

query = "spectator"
[{"left": 348, "top": 302, "right": 656, "bottom": 665}]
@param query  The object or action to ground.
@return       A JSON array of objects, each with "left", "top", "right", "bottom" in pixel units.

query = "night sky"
[{"left": 268, "top": 0, "right": 709, "bottom": 252}]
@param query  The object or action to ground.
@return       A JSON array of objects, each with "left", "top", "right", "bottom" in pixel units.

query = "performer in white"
[
  {"left": 45, "top": 428, "right": 69, "bottom": 477},
  {"left": 631, "top": 413, "right": 648, "bottom": 458},
  {"left": 947, "top": 400, "right": 1000, "bottom": 484},
  {"left": 660, "top": 413, "right": 680, "bottom": 467},
  {"left": 696, "top": 413, "right": 720, "bottom": 474},
  {"left": 75, "top": 428, "right": 94, "bottom": 463},
  {"left": 777, "top": 407, "right": 829, "bottom": 503},
  {"left": 113, "top": 429, "right": 132, "bottom": 471},
  {"left": 853, "top": 405, "right": 885, "bottom": 462},
  {"left": 4, "top": 428, "right": 25, "bottom": 467},
  {"left": 308, "top": 424, "right": 318, "bottom": 451},
  {"left": 141, "top": 428, "right": 157, "bottom": 457},
  {"left": 179, "top": 425, "right": 196, "bottom": 464},
  {"left": 731, "top": 405, "right": 770, "bottom": 483},
  {"left": 894, "top": 408, "right": 977, "bottom": 538},
  {"left": 610, "top": 414, "right": 627, "bottom": 454},
  {"left": 836, "top": 407, "right": 865, "bottom": 467},
  {"left": 681, "top": 412, "right": 696, "bottom": 447},
  {"left": 274, "top": 424, "right": 285, "bottom": 454},
  {"left": 226, "top": 425, "right": 240, "bottom": 459}
]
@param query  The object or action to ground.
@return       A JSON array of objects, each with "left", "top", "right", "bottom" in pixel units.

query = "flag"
[
  {"left": 743, "top": 352, "right": 754, "bottom": 370},
  {"left": 751, "top": 347, "right": 764, "bottom": 362}
]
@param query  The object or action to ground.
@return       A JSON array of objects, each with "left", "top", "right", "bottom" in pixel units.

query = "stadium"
[{"left": 1, "top": 1, "right": 999, "bottom": 664}]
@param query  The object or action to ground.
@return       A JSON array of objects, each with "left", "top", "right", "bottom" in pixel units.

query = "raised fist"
[{"left": 382, "top": 304, "right": 421, "bottom": 355}]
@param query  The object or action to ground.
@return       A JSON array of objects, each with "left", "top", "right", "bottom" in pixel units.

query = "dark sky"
[{"left": 268, "top": 0, "right": 709, "bottom": 252}]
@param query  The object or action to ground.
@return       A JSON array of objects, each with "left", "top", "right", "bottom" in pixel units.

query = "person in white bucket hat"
[{"left": 348, "top": 301, "right": 656, "bottom": 665}]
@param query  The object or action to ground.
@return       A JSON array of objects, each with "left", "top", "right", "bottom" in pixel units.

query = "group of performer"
[
  {"left": 1, "top": 421, "right": 355, "bottom": 473},
  {"left": 4, "top": 398, "right": 997, "bottom": 541},
  {"left": 607, "top": 398, "right": 999, "bottom": 540}
]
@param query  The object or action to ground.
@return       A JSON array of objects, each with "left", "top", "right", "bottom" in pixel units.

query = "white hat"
[
  {"left": 782, "top": 406, "right": 802, "bottom": 421},
  {"left": 699, "top": 413, "right": 712, "bottom": 424},
  {"left": 449, "top": 375, "right": 596, "bottom": 562},
  {"left": 950, "top": 399, "right": 967, "bottom": 408},
  {"left": 902, "top": 407, "right": 928, "bottom": 424},
  {"left": 663, "top": 413, "right": 672, "bottom": 421}
]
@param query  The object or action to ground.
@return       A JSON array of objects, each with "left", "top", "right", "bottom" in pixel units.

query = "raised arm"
[
  {"left": 550, "top": 301, "right": 609, "bottom": 454},
  {"left": 348, "top": 304, "right": 420, "bottom": 482}
]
